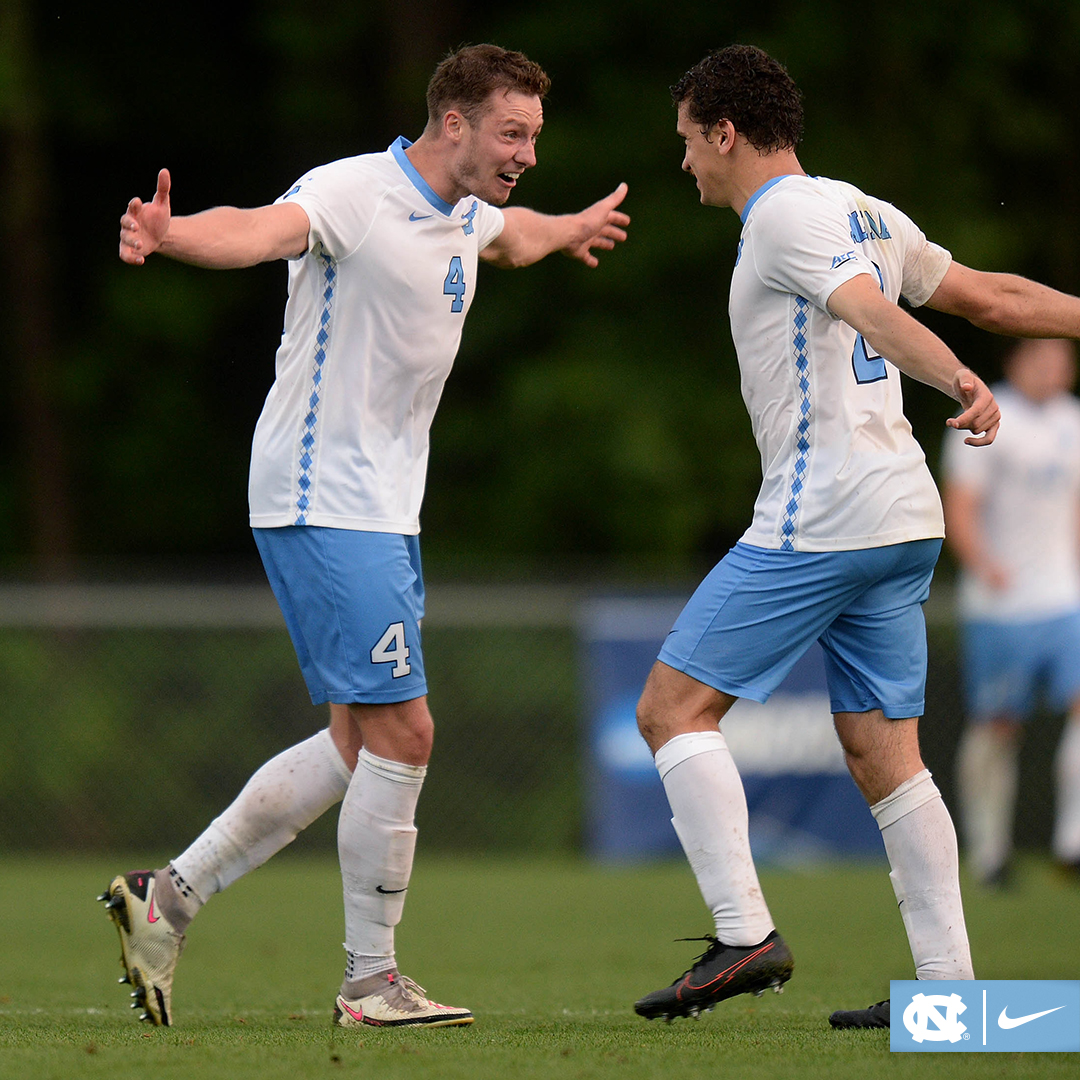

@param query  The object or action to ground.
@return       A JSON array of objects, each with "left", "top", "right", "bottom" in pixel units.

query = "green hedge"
[
  {"left": 0, "top": 623, "right": 1062, "bottom": 855},
  {"left": 0, "top": 626, "right": 581, "bottom": 854}
]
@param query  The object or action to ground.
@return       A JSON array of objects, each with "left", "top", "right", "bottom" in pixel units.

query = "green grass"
[{"left": 0, "top": 853, "right": 1077, "bottom": 1078}]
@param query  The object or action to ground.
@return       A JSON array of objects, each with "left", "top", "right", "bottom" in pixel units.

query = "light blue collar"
[
  {"left": 740, "top": 175, "right": 799, "bottom": 223},
  {"left": 390, "top": 136, "right": 456, "bottom": 216}
]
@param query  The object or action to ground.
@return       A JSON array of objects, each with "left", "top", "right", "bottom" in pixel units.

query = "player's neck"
[
  {"left": 402, "top": 133, "right": 467, "bottom": 206},
  {"left": 729, "top": 149, "right": 805, "bottom": 217}
]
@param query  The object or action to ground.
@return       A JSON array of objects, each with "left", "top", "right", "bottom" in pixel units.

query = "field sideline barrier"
[
  {"left": 1, "top": 579, "right": 1062, "bottom": 859},
  {"left": 0, "top": 581, "right": 955, "bottom": 630}
]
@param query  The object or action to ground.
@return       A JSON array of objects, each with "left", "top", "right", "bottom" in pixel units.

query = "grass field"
[{"left": 1, "top": 853, "right": 1077, "bottom": 1079}]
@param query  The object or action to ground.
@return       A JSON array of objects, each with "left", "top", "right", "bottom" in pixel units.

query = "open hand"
[
  {"left": 119, "top": 169, "right": 172, "bottom": 265},
  {"left": 562, "top": 183, "right": 630, "bottom": 268}
]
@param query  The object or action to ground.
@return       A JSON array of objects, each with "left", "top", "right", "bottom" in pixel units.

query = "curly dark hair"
[
  {"left": 426, "top": 44, "right": 551, "bottom": 129},
  {"left": 671, "top": 45, "right": 803, "bottom": 153}
]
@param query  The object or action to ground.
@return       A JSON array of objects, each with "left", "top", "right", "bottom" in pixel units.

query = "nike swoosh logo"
[
  {"left": 679, "top": 942, "right": 774, "bottom": 998},
  {"left": 998, "top": 1005, "right": 1066, "bottom": 1029},
  {"left": 409, "top": 212, "right": 433, "bottom": 221},
  {"left": 339, "top": 1000, "right": 364, "bottom": 1022},
  {"left": 147, "top": 895, "right": 160, "bottom": 923},
  {"left": 375, "top": 885, "right": 407, "bottom": 895}
]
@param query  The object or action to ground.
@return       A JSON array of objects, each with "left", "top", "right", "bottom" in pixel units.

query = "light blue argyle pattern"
[
  {"left": 294, "top": 249, "right": 337, "bottom": 525},
  {"left": 780, "top": 296, "right": 811, "bottom": 551}
]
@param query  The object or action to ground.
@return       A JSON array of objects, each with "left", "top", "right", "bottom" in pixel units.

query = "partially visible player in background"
[
  {"left": 632, "top": 43, "right": 1080, "bottom": 1034},
  {"left": 101, "top": 43, "right": 629, "bottom": 1030},
  {"left": 944, "top": 337, "right": 1080, "bottom": 887}
]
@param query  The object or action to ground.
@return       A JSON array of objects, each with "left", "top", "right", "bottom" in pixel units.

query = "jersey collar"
[
  {"left": 740, "top": 174, "right": 800, "bottom": 223},
  {"left": 390, "top": 136, "right": 456, "bottom": 216}
]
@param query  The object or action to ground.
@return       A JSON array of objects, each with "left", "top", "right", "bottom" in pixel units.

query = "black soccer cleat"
[
  {"left": 829, "top": 998, "right": 891, "bottom": 1029},
  {"left": 634, "top": 930, "right": 794, "bottom": 1021}
]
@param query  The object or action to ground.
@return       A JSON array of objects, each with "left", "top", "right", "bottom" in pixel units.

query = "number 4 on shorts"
[{"left": 370, "top": 622, "right": 412, "bottom": 678}]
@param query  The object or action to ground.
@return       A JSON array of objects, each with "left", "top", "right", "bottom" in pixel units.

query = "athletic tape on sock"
[
  {"left": 358, "top": 747, "right": 427, "bottom": 785},
  {"left": 871, "top": 768, "right": 938, "bottom": 829},
  {"left": 654, "top": 730, "right": 727, "bottom": 781}
]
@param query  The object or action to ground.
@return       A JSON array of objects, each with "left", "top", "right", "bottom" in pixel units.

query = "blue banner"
[
  {"left": 579, "top": 596, "right": 883, "bottom": 862},
  {"left": 890, "top": 981, "right": 1080, "bottom": 1052}
]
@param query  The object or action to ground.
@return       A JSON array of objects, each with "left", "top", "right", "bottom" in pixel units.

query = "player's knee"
[{"left": 636, "top": 693, "right": 676, "bottom": 754}]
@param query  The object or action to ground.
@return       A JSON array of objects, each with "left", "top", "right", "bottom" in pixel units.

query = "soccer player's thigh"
[
  {"left": 818, "top": 540, "right": 941, "bottom": 720},
  {"left": 1045, "top": 609, "right": 1080, "bottom": 714},
  {"left": 253, "top": 526, "right": 427, "bottom": 705},
  {"left": 961, "top": 620, "right": 1038, "bottom": 721},
  {"left": 657, "top": 543, "right": 857, "bottom": 701}
]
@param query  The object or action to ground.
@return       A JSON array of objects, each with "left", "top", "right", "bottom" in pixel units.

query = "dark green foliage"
[
  {"left": 2, "top": 2, "right": 1080, "bottom": 574},
  {"left": 0, "top": 624, "right": 581, "bottom": 853}
]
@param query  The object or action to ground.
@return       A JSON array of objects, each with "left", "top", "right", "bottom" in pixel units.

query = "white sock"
[
  {"left": 872, "top": 770, "right": 974, "bottom": 979},
  {"left": 655, "top": 730, "right": 775, "bottom": 946},
  {"left": 1053, "top": 714, "right": 1080, "bottom": 862},
  {"left": 170, "top": 728, "right": 352, "bottom": 908},
  {"left": 338, "top": 748, "right": 425, "bottom": 964},
  {"left": 956, "top": 724, "right": 1017, "bottom": 879}
]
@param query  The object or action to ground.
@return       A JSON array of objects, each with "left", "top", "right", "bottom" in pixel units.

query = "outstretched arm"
[
  {"left": 119, "top": 168, "right": 310, "bottom": 269},
  {"left": 480, "top": 183, "right": 629, "bottom": 269},
  {"left": 828, "top": 273, "right": 1000, "bottom": 445},
  {"left": 925, "top": 262, "right": 1080, "bottom": 337}
]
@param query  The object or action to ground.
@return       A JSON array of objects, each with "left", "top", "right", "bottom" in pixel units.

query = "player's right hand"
[
  {"left": 947, "top": 367, "right": 1000, "bottom": 446},
  {"left": 119, "top": 168, "right": 172, "bottom": 265}
]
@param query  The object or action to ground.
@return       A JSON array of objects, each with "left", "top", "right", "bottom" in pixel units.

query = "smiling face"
[
  {"left": 448, "top": 89, "right": 543, "bottom": 205},
  {"left": 676, "top": 102, "right": 731, "bottom": 208}
]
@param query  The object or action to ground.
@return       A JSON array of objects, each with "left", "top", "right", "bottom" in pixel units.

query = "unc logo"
[
  {"left": 903, "top": 993, "right": 968, "bottom": 1043},
  {"left": 462, "top": 200, "right": 478, "bottom": 235}
]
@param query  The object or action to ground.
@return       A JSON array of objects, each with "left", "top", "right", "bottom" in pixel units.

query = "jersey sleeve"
[
  {"left": 275, "top": 158, "right": 375, "bottom": 262},
  {"left": 472, "top": 199, "right": 505, "bottom": 249},
  {"left": 749, "top": 188, "right": 877, "bottom": 313},
  {"left": 892, "top": 207, "right": 952, "bottom": 307}
]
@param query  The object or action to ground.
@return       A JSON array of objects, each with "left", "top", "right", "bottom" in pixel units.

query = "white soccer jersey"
[
  {"left": 248, "top": 138, "right": 505, "bottom": 533},
  {"left": 730, "top": 175, "right": 952, "bottom": 551},
  {"left": 944, "top": 382, "right": 1080, "bottom": 620}
]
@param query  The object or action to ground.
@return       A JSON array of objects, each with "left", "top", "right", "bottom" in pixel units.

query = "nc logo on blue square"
[{"left": 890, "top": 980, "right": 1079, "bottom": 1052}]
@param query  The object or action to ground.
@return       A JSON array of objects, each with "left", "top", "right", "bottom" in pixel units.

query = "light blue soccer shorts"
[
  {"left": 253, "top": 526, "right": 427, "bottom": 705},
  {"left": 658, "top": 539, "right": 942, "bottom": 719},
  {"left": 962, "top": 609, "right": 1080, "bottom": 721}
]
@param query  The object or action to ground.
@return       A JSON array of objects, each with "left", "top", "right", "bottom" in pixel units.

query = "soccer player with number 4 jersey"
[
  {"left": 102, "top": 44, "right": 628, "bottom": 1029},
  {"left": 631, "top": 44, "right": 1080, "bottom": 1031}
]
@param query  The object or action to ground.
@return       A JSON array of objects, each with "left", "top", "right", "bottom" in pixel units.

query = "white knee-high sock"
[
  {"left": 339, "top": 748, "right": 425, "bottom": 965},
  {"left": 1053, "top": 713, "right": 1080, "bottom": 863},
  {"left": 655, "top": 730, "right": 775, "bottom": 946},
  {"left": 872, "top": 769, "right": 974, "bottom": 980},
  {"left": 956, "top": 724, "right": 1017, "bottom": 879},
  {"left": 169, "top": 728, "right": 352, "bottom": 917}
]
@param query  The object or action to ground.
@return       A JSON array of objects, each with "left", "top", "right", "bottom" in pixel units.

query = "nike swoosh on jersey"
[
  {"left": 998, "top": 1005, "right": 1066, "bottom": 1029},
  {"left": 409, "top": 212, "right": 433, "bottom": 221}
]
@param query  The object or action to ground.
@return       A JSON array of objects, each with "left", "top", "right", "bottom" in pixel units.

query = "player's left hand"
[
  {"left": 562, "top": 183, "right": 630, "bottom": 267},
  {"left": 947, "top": 367, "right": 1000, "bottom": 445}
]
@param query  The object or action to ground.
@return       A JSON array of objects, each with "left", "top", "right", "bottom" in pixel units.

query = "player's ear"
[
  {"left": 713, "top": 120, "right": 736, "bottom": 153},
  {"left": 443, "top": 109, "right": 465, "bottom": 143}
]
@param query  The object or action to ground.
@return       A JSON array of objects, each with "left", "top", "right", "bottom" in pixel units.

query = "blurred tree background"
[{"left": 2, "top": 0, "right": 1080, "bottom": 581}]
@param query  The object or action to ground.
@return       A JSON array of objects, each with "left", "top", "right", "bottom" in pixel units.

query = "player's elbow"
[{"left": 948, "top": 269, "right": 1035, "bottom": 334}]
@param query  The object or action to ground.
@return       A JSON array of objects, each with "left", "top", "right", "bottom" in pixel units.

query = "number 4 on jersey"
[
  {"left": 371, "top": 622, "right": 411, "bottom": 678},
  {"left": 444, "top": 256, "right": 466, "bottom": 312}
]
